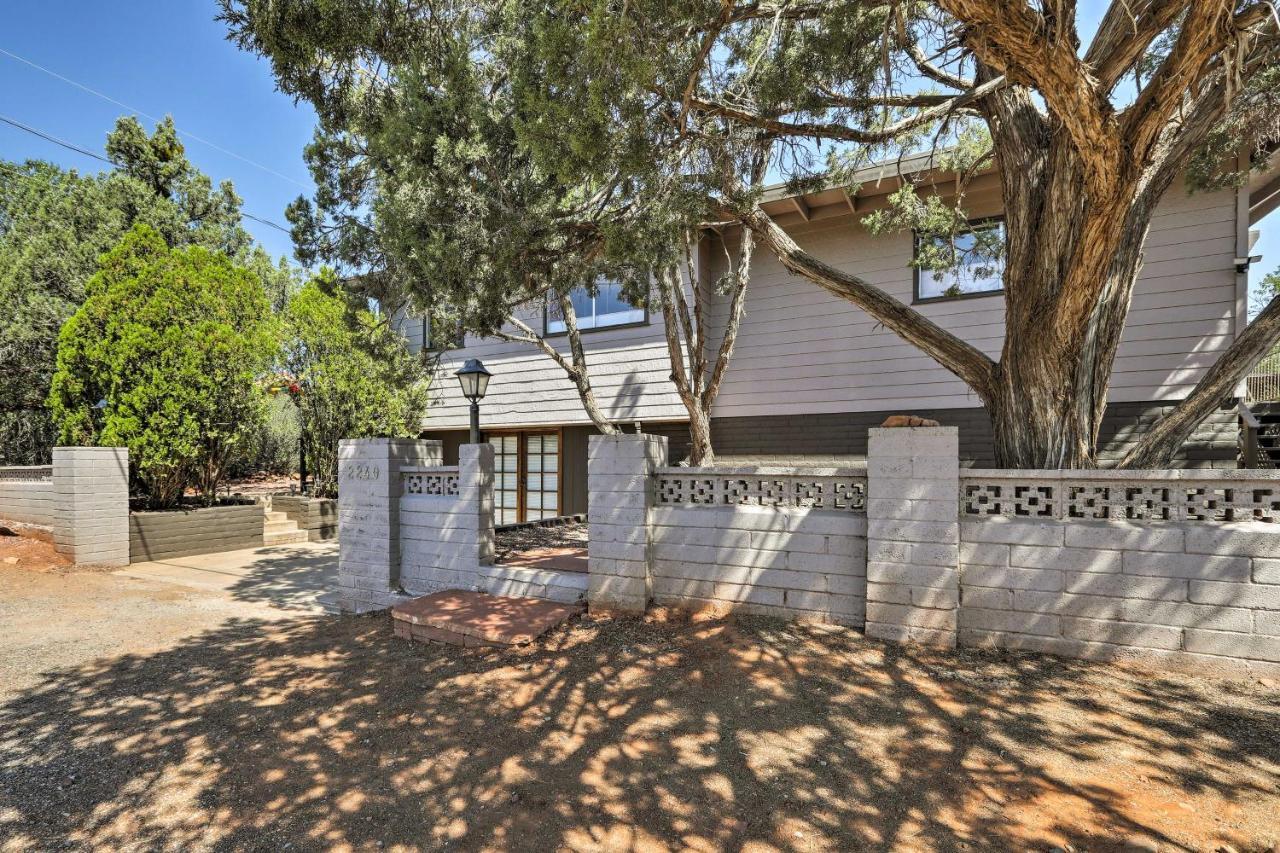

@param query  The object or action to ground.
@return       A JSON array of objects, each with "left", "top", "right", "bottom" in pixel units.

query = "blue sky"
[
  {"left": 0, "top": 0, "right": 1276, "bottom": 296},
  {"left": 0, "top": 1, "right": 314, "bottom": 261}
]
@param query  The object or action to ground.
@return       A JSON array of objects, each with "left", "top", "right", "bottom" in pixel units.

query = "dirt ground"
[
  {"left": 1, "top": 534, "right": 1278, "bottom": 851},
  {"left": 0, "top": 524, "right": 65, "bottom": 570}
]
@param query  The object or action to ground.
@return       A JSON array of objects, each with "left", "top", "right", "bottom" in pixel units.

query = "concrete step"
[
  {"left": 265, "top": 519, "right": 300, "bottom": 535},
  {"left": 264, "top": 530, "right": 310, "bottom": 546},
  {"left": 264, "top": 510, "right": 290, "bottom": 523}
]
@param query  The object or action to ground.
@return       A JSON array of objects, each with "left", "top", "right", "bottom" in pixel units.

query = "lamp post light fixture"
[{"left": 455, "top": 358, "right": 492, "bottom": 444}]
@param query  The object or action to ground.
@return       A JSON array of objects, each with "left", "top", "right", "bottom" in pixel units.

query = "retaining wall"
[
  {"left": 0, "top": 467, "right": 54, "bottom": 526},
  {"left": 128, "top": 502, "right": 263, "bottom": 562},
  {"left": 272, "top": 495, "right": 338, "bottom": 541}
]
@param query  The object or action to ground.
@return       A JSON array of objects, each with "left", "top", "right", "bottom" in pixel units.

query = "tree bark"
[{"left": 656, "top": 225, "right": 756, "bottom": 467}]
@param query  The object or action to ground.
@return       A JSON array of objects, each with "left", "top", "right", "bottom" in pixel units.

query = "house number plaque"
[{"left": 342, "top": 463, "right": 382, "bottom": 481}]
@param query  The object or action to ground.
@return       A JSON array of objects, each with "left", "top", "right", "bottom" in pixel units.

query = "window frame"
[
  {"left": 421, "top": 315, "right": 466, "bottom": 353},
  {"left": 911, "top": 216, "right": 1007, "bottom": 305},
  {"left": 543, "top": 281, "right": 649, "bottom": 337}
]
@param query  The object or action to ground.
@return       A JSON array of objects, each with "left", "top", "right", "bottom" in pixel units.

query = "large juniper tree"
[
  {"left": 225, "top": 0, "right": 1280, "bottom": 468},
  {"left": 514, "top": 0, "right": 1280, "bottom": 468},
  {"left": 220, "top": 0, "right": 770, "bottom": 464}
]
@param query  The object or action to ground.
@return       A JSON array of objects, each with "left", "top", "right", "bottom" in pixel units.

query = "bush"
[
  {"left": 49, "top": 224, "right": 277, "bottom": 508},
  {"left": 226, "top": 392, "right": 301, "bottom": 479},
  {"left": 282, "top": 273, "right": 431, "bottom": 497}
]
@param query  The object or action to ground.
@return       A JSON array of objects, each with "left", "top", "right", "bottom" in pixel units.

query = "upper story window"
[
  {"left": 913, "top": 218, "right": 1005, "bottom": 303},
  {"left": 421, "top": 315, "right": 465, "bottom": 352},
  {"left": 546, "top": 280, "right": 646, "bottom": 335}
]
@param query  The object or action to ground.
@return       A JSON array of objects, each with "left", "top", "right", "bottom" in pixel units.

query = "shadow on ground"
[
  {"left": 1, "top": 612, "right": 1276, "bottom": 851},
  {"left": 222, "top": 544, "right": 337, "bottom": 611}
]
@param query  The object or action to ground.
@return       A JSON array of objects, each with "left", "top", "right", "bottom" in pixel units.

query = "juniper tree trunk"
[{"left": 983, "top": 112, "right": 1156, "bottom": 469}]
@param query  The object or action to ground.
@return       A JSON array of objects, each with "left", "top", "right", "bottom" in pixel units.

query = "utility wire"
[
  {"left": 0, "top": 112, "right": 292, "bottom": 234},
  {"left": 0, "top": 45, "right": 312, "bottom": 191},
  {"left": 0, "top": 114, "right": 111, "bottom": 165}
]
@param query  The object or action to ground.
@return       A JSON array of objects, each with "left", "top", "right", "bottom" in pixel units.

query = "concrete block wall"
[
  {"left": 649, "top": 505, "right": 867, "bottom": 624},
  {"left": 400, "top": 444, "right": 495, "bottom": 596},
  {"left": 587, "top": 433, "right": 667, "bottom": 614},
  {"left": 0, "top": 477, "right": 54, "bottom": 526},
  {"left": 336, "top": 438, "right": 442, "bottom": 613},
  {"left": 865, "top": 427, "right": 960, "bottom": 648},
  {"left": 52, "top": 447, "right": 129, "bottom": 566},
  {"left": 959, "top": 517, "right": 1280, "bottom": 676}
]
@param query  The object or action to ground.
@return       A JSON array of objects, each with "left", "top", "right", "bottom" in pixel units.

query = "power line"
[
  {"left": 242, "top": 212, "right": 291, "bottom": 235},
  {"left": 0, "top": 114, "right": 111, "bottom": 165},
  {"left": 0, "top": 45, "right": 312, "bottom": 191},
  {"left": 0, "top": 112, "right": 292, "bottom": 235}
]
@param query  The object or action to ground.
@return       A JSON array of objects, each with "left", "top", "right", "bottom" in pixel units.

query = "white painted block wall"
[
  {"left": 865, "top": 427, "right": 960, "bottom": 647},
  {"left": 400, "top": 445, "right": 496, "bottom": 596},
  {"left": 0, "top": 480, "right": 54, "bottom": 526},
  {"left": 650, "top": 504, "right": 867, "bottom": 624},
  {"left": 52, "top": 447, "right": 129, "bottom": 566},
  {"left": 337, "top": 438, "right": 442, "bottom": 613},
  {"left": 587, "top": 433, "right": 667, "bottom": 613},
  {"left": 959, "top": 517, "right": 1280, "bottom": 676}
]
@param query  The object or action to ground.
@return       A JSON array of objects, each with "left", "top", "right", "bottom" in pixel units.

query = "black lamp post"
[{"left": 455, "top": 358, "right": 492, "bottom": 444}]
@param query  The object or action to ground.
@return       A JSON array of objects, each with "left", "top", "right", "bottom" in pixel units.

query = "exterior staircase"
[{"left": 264, "top": 508, "right": 309, "bottom": 546}]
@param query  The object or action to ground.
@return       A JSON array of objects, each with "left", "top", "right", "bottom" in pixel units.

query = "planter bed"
[
  {"left": 270, "top": 495, "right": 338, "bottom": 541},
  {"left": 128, "top": 501, "right": 263, "bottom": 563}
]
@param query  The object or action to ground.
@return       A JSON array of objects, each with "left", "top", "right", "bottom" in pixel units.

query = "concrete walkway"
[{"left": 118, "top": 540, "right": 338, "bottom": 614}]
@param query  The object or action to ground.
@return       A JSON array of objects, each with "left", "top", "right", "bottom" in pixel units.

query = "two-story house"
[{"left": 398, "top": 156, "right": 1280, "bottom": 525}]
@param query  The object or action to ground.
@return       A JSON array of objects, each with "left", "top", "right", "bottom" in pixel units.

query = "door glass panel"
[
  {"left": 522, "top": 431, "right": 559, "bottom": 521},
  {"left": 490, "top": 435, "right": 520, "bottom": 526}
]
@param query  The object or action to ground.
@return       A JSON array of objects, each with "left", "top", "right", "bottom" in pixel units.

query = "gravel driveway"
[{"left": 1, "top": 535, "right": 1278, "bottom": 851}]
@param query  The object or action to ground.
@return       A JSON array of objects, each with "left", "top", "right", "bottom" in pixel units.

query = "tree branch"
[
  {"left": 690, "top": 76, "right": 1005, "bottom": 145},
  {"left": 492, "top": 308, "right": 620, "bottom": 434},
  {"left": 1085, "top": 0, "right": 1185, "bottom": 91},
  {"left": 895, "top": 9, "right": 974, "bottom": 90},
  {"left": 939, "top": 0, "right": 1121, "bottom": 199},
  {"left": 738, "top": 204, "right": 998, "bottom": 403},
  {"left": 704, "top": 224, "right": 754, "bottom": 409},
  {"left": 1120, "top": 0, "right": 1235, "bottom": 169}
]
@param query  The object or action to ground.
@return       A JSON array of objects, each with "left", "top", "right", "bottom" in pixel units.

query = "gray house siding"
[{"left": 406, "top": 171, "right": 1249, "bottom": 520}]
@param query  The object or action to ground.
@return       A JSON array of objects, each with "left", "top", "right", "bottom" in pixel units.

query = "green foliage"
[
  {"left": 281, "top": 272, "right": 431, "bottom": 498},
  {"left": 228, "top": 392, "right": 301, "bottom": 479},
  {"left": 219, "top": 0, "right": 766, "bottom": 334},
  {"left": 48, "top": 225, "right": 278, "bottom": 508},
  {"left": 0, "top": 116, "right": 293, "bottom": 464},
  {"left": 1252, "top": 263, "right": 1280, "bottom": 319},
  {"left": 1188, "top": 65, "right": 1280, "bottom": 192}
]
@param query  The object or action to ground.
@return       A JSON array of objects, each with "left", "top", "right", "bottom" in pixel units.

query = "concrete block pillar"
[
  {"left": 52, "top": 446, "right": 129, "bottom": 566},
  {"left": 337, "top": 438, "right": 441, "bottom": 613},
  {"left": 587, "top": 432, "right": 667, "bottom": 615},
  {"left": 865, "top": 426, "right": 961, "bottom": 648},
  {"left": 458, "top": 443, "right": 496, "bottom": 566}
]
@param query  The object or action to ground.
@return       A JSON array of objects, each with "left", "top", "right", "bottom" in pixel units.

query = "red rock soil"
[
  {"left": 0, "top": 524, "right": 69, "bottom": 572},
  {"left": 0, "top": 545, "right": 1276, "bottom": 853}
]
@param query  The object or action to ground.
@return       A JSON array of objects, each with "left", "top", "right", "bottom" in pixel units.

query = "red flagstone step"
[{"left": 390, "top": 589, "right": 584, "bottom": 648}]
